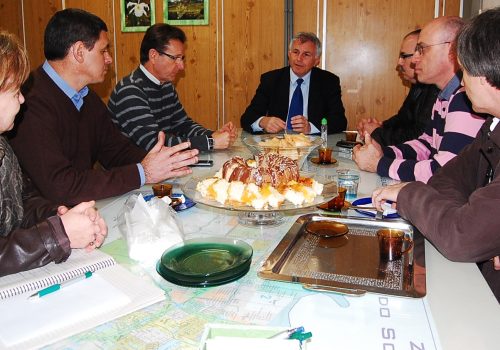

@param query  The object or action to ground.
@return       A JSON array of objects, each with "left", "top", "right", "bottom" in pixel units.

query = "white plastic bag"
[{"left": 117, "top": 193, "right": 184, "bottom": 263}]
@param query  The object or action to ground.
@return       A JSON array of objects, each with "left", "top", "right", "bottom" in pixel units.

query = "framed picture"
[
  {"left": 164, "top": 0, "right": 209, "bottom": 26},
  {"left": 121, "top": 0, "right": 155, "bottom": 32}
]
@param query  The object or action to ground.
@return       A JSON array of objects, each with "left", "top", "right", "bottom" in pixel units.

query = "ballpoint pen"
[
  {"left": 267, "top": 326, "right": 307, "bottom": 339},
  {"left": 28, "top": 271, "right": 93, "bottom": 300}
]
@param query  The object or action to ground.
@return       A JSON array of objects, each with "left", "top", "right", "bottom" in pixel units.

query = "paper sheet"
[
  {"left": 288, "top": 293, "right": 441, "bottom": 350},
  {"left": 0, "top": 274, "right": 130, "bottom": 348}
]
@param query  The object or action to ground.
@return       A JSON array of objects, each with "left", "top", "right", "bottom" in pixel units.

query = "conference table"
[{"left": 48, "top": 133, "right": 500, "bottom": 350}]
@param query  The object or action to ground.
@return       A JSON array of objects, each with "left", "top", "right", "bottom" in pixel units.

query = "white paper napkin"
[
  {"left": 124, "top": 194, "right": 184, "bottom": 264},
  {"left": 356, "top": 202, "right": 398, "bottom": 216}
]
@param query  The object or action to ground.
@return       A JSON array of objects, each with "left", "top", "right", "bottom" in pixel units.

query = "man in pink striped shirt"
[{"left": 353, "top": 16, "right": 485, "bottom": 183}]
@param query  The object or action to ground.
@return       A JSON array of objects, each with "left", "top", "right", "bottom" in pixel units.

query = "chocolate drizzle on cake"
[{"left": 220, "top": 153, "right": 299, "bottom": 187}]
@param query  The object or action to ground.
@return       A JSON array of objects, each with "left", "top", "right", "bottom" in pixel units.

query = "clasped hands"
[
  {"left": 352, "top": 132, "right": 383, "bottom": 172},
  {"left": 259, "top": 115, "right": 311, "bottom": 134},
  {"left": 212, "top": 121, "right": 238, "bottom": 149},
  {"left": 57, "top": 201, "right": 107, "bottom": 251},
  {"left": 357, "top": 117, "right": 382, "bottom": 140}
]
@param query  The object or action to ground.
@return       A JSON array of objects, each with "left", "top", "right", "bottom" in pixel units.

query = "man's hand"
[
  {"left": 353, "top": 132, "right": 383, "bottom": 172},
  {"left": 290, "top": 115, "right": 311, "bottom": 134},
  {"left": 219, "top": 121, "right": 237, "bottom": 139},
  {"left": 212, "top": 122, "right": 237, "bottom": 149},
  {"left": 259, "top": 116, "right": 286, "bottom": 133},
  {"left": 60, "top": 201, "right": 108, "bottom": 251},
  {"left": 141, "top": 132, "right": 198, "bottom": 183},
  {"left": 493, "top": 256, "right": 500, "bottom": 270},
  {"left": 357, "top": 118, "right": 382, "bottom": 141},
  {"left": 371, "top": 182, "right": 410, "bottom": 212}
]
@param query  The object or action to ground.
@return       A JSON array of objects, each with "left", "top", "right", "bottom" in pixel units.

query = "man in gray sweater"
[{"left": 108, "top": 24, "right": 236, "bottom": 152}]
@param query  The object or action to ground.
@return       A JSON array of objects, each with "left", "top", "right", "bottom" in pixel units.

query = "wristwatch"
[{"left": 208, "top": 137, "right": 214, "bottom": 150}]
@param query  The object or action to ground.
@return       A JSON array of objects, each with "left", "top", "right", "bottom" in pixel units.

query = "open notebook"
[{"left": 0, "top": 249, "right": 165, "bottom": 350}]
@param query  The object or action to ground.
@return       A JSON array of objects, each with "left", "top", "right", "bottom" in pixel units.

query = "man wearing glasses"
[
  {"left": 357, "top": 29, "right": 440, "bottom": 146},
  {"left": 353, "top": 16, "right": 485, "bottom": 183},
  {"left": 108, "top": 24, "right": 237, "bottom": 152},
  {"left": 372, "top": 7, "right": 500, "bottom": 302}
]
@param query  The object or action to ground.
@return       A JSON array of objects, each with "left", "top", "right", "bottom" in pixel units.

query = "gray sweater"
[{"left": 108, "top": 67, "right": 213, "bottom": 151}]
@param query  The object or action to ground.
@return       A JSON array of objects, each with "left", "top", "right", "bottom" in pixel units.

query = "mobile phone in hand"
[{"left": 189, "top": 160, "right": 214, "bottom": 167}]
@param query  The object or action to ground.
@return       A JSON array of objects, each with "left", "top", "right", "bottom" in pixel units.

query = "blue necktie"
[{"left": 287, "top": 78, "right": 304, "bottom": 130}]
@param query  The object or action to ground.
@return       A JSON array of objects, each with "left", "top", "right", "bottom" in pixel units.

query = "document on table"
[
  {"left": 0, "top": 273, "right": 128, "bottom": 348},
  {"left": 0, "top": 258, "right": 165, "bottom": 350}
]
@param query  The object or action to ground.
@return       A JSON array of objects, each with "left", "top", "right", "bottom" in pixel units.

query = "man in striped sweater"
[
  {"left": 108, "top": 24, "right": 236, "bottom": 152},
  {"left": 353, "top": 16, "right": 485, "bottom": 183}
]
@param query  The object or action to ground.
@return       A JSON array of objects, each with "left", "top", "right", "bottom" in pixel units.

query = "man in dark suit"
[{"left": 240, "top": 32, "right": 347, "bottom": 134}]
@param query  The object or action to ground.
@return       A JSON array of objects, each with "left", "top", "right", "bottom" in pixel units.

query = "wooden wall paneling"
[
  {"left": 22, "top": 0, "right": 61, "bottom": 71},
  {"left": 223, "top": 0, "right": 285, "bottom": 129},
  {"left": 113, "top": 0, "right": 146, "bottom": 89},
  {"left": 0, "top": 0, "right": 23, "bottom": 39},
  {"left": 294, "top": 0, "right": 319, "bottom": 35},
  {"left": 438, "top": 0, "right": 462, "bottom": 16},
  {"left": 325, "top": 0, "right": 435, "bottom": 129},
  {"left": 444, "top": 0, "right": 462, "bottom": 16},
  {"left": 216, "top": 0, "right": 224, "bottom": 124},
  {"left": 66, "top": 0, "right": 115, "bottom": 99},
  {"left": 173, "top": 0, "right": 218, "bottom": 130}
]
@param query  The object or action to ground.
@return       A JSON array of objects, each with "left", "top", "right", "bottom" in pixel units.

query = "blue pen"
[{"left": 28, "top": 271, "right": 93, "bottom": 299}]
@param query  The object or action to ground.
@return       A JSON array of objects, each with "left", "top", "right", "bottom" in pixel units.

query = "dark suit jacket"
[
  {"left": 370, "top": 83, "right": 440, "bottom": 146},
  {"left": 240, "top": 66, "right": 347, "bottom": 134}
]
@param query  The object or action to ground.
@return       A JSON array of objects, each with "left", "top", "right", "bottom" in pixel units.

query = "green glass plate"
[{"left": 156, "top": 237, "right": 253, "bottom": 287}]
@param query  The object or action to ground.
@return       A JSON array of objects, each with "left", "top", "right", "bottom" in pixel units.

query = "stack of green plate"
[{"left": 156, "top": 237, "right": 253, "bottom": 287}]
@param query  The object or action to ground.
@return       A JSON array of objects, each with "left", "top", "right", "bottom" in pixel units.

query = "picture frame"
[
  {"left": 164, "top": 0, "right": 209, "bottom": 26},
  {"left": 121, "top": 0, "right": 155, "bottom": 32}
]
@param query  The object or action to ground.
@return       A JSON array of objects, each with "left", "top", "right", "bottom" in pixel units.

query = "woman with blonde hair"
[{"left": 0, "top": 30, "right": 107, "bottom": 276}]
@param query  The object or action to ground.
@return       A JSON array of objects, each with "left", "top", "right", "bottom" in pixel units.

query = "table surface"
[{"left": 50, "top": 133, "right": 500, "bottom": 349}]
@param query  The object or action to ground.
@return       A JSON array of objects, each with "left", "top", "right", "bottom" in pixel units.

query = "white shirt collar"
[
  {"left": 491, "top": 118, "right": 499, "bottom": 131},
  {"left": 139, "top": 64, "right": 162, "bottom": 85},
  {"left": 289, "top": 69, "right": 312, "bottom": 85}
]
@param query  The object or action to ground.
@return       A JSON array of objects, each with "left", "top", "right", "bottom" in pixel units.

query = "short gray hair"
[
  {"left": 457, "top": 7, "right": 500, "bottom": 88},
  {"left": 289, "top": 32, "right": 322, "bottom": 57}
]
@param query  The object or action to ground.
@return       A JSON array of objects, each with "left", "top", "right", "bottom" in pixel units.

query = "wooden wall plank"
[
  {"left": 22, "top": 0, "right": 61, "bottom": 70},
  {"left": 0, "top": 0, "right": 23, "bottom": 39},
  {"left": 294, "top": 0, "right": 318, "bottom": 34},
  {"left": 222, "top": 0, "right": 285, "bottom": 129},
  {"left": 113, "top": 0, "right": 147, "bottom": 83},
  {"left": 325, "top": 0, "right": 435, "bottom": 129},
  {"left": 444, "top": 0, "right": 462, "bottom": 16},
  {"left": 173, "top": 0, "right": 219, "bottom": 130}
]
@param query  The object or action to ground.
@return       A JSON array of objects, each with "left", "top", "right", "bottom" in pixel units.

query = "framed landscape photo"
[
  {"left": 164, "top": 0, "right": 209, "bottom": 26},
  {"left": 121, "top": 0, "right": 155, "bottom": 32}
]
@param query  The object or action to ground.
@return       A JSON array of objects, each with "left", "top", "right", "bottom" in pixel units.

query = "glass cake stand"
[{"left": 182, "top": 177, "right": 337, "bottom": 226}]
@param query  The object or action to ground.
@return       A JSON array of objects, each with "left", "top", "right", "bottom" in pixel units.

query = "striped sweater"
[
  {"left": 108, "top": 67, "right": 213, "bottom": 151},
  {"left": 377, "top": 74, "right": 485, "bottom": 183}
]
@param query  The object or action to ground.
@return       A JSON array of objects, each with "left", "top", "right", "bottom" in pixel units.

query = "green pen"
[{"left": 28, "top": 271, "right": 93, "bottom": 300}]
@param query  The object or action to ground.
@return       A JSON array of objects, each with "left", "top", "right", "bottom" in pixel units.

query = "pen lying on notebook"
[{"left": 28, "top": 271, "right": 93, "bottom": 300}]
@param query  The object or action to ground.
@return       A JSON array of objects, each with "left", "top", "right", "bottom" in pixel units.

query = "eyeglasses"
[
  {"left": 399, "top": 52, "right": 414, "bottom": 59},
  {"left": 157, "top": 49, "right": 185, "bottom": 63},
  {"left": 415, "top": 41, "right": 451, "bottom": 55}
]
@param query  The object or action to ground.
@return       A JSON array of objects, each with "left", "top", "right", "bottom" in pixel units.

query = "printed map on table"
[{"left": 46, "top": 205, "right": 441, "bottom": 350}]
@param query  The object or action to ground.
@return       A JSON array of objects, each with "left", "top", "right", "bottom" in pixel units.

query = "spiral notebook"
[
  {"left": 0, "top": 249, "right": 116, "bottom": 299},
  {"left": 0, "top": 249, "right": 165, "bottom": 350}
]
